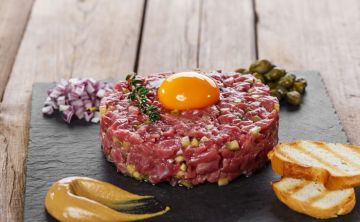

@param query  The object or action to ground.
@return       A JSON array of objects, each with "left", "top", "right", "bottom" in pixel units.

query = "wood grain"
[
  {"left": 0, "top": 0, "right": 144, "bottom": 221},
  {"left": 0, "top": 0, "right": 35, "bottom": 100},
  {"left": 138, "top": 0, "right": 256, "bottom": 74},
  {"left": 137, "top": 0, "right": 201, "bottom": 74},
  {"left": 256, "top": 0, "right": 360, "bottom": 144},
  {"left": 199, "top": 0, "right": 256, "bottom": 70}
]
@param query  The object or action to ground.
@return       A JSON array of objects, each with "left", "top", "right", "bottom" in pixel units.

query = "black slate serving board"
[{"left": 25, "top": 72, "right": 356, "bottom": 222}]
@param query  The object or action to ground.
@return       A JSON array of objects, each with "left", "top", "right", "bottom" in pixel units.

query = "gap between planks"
[
  {"left": 137, "top": 0, "right": 258, "bottom": 73},
  {"left": 0, "top": 0, "right": 36, "bottom": 102}
]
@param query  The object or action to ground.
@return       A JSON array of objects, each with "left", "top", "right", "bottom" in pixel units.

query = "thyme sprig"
[{"left": 126, "top": 73, "right": 161, "bottom": 123}]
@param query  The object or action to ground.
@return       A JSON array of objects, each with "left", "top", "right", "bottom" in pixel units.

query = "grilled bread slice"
[
  {"left": 268, "top": 141, "right": 360, "bottom": 190},
  {"left": 273, "top": 177, "right": 356, "bottom": 219}
]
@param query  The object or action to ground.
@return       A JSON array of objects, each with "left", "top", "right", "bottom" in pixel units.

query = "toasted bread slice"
[
  {"left": 273, "top": 177, "right": 355, "bottom": 219},
  {"left": 268, "top": 141, "right": 360, "bottom": 190}
]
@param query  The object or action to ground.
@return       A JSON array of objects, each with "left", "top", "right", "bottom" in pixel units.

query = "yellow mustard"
[{"left": 45, "top": 177, "right": 170, "bottom": 222}]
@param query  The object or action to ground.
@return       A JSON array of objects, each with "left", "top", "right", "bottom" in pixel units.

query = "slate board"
[{"left": 25, "top": 71, "right": 355, "bottom": 222}]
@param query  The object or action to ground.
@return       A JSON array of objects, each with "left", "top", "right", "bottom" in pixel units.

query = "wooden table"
[{"left": 0, "top": 0, "right": 359, "bottom": 221}]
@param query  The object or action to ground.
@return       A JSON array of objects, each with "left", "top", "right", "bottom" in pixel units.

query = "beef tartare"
[{"left": 100, "top": 71, "right": 279, "bottom": 187}]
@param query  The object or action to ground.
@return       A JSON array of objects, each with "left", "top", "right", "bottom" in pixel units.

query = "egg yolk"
[{"left": 158, "top": 72, "right": 220, "bottom": 110}]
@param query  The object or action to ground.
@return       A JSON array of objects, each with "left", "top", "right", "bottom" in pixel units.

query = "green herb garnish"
[{"left": 126, "top": 73, "right": 161, "bottom": 123}]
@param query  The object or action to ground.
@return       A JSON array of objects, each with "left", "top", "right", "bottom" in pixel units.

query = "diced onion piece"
[
  {"left": 220, "top": 108, "right": 230, "bottom": 112},
  {"left": 75, "top": 107, "right": 85, "bottom": 119},
  {"left": 96, "top": 89, "right": 106, "bottom": 98},
  {"left": 59, "top": 105, "right": 70, "bottom": 112},
  {"left": 91, "top": 112, "right": 100, "bottom": 123},
  {"left": 62, "top": 109, "right": 74, "bottom": 123},
  {"left": 205, "top": 124, "right": 214, "bottom": 130},
  {"left": 42, "top": 106, "right": 53, "bottom": 115},
  {"left": 234, "top": 98, "right": 242, "bottom": 103},
  {"left": 57, "top": 96, "right": 66, "bottom": 105},
  {"left": 200, "top": 136, "right": 209, "bottom": 142}
]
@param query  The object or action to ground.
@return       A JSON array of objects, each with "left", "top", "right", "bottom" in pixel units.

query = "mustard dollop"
[{"left": 45, "top": 177, "right": 170, "bottom": 222}]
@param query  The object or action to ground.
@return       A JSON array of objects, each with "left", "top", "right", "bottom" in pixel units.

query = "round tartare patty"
[{"left": 100, "top": 71, "right": 279, "bottom": 187}]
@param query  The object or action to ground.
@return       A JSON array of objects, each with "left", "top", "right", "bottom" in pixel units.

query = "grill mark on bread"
[
  {"left": 307, "top": 190, "right": 330, "bottom": 205},
  {"left": 275, "top": 148, "right": 300, "bottom": 164},
  {"left": 290, "top": 182, "right": 349, "bottom": 207},
  {"left": 273, "top": 177, "right": 356, "bottom": 218},
  {"left": 277, "top": 143, "right": 345, "bottom": 175},
  {"left": 295, "top": 142, "right": 346, "bottom": 175},
  {"left": 344, "top": 144, "right": 360, "bottom": 154},
  {"left": 314, "top": 142, "right": 360, "bottom": 169},
  {"left": 286, "top": 181, "right": 311, "bottom": 194}
]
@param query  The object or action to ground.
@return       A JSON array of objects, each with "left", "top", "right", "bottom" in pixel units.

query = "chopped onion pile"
[{"left": 42, "top": 78, "right": 113, "bottom": 123}]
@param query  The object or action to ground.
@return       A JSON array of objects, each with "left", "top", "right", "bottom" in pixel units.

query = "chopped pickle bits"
[
  {"left": 180, "top": 163, "right": 187, "bottom": 171},
  {"left": 191, "top": 138, "right": 199, "bottom": 147},
  {"left": 175, "top": 155, "right": 185, "bottom": 163},
  {"left": 250, "top": 126, "right": 261, "bottom": 136},
  {"left": 226, "top": 140, "right": 240, "bottom": 151},
  {"left": 181, "top": 136, "right": 190, "bottom": 147},
  {"left": 218, "top": 178, "right": 229, "bottom": 186}
]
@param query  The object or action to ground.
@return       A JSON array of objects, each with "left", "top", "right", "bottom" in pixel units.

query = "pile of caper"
[{"left": 236, "top": 59, "right": 307, "bottom": 106}]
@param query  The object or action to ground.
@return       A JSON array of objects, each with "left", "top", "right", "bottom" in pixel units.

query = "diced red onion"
[
  {"left": 57, "top": 96, "right": 66, "bottom": 105},
  {"left": 75, "top": 107, "right": 85, "bottom": 119},
  {"left": 71, "top": 99, "right": 84, "bottom": 107},
  {"left": 96, "top": 89, "right": 105, "bottom": 98},
  {"left": 59, "top": 105, "right": 70, "bottom": 112},
  {"left": 42, "top": 106, "right": 53, "bottom": 114},
  {"left": 84, "top": 100, "right": 93, "bottom": 109},
  {"left": 62, "top": 108, "right": 74, "bottom": 123},
  {"left": 42, "top": 78, "right": 113, "bottom": 123},
  {"left": 84, "top": 111, "right": 94, "bottom": 122},
  {"left": 86, "top": 83, "right": 95, "bottom": 94},
  {"left": 91, "top": 112, "right": 100, "bottom": 123}
]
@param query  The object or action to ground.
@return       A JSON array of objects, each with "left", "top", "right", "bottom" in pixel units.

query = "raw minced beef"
[{"left": 100, "top": 71, "right": 279, "bottom": 187}]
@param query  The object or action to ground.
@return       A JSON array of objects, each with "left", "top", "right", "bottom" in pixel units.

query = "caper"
[
  {"left": 263, "top": 72, "right": 272, "bottom": 82},
  {"left": 253, "top": 72, "right": 265, "bottom": 83},
  {"left": 278, "top": 74, "right": 296, "bottom": 89},
  {"left": 293, "top": 78, "right": 308, "bottom": 94},
  {"left": 235, "top": 68, "right": 246, "bottom": 73},
  {"left": 286, "top": 91, "right": 302, "bottom": 105},
  {"left": 249, "top": 59, "right": 273, "bottom": 74},
  {"left": 239, "top": 60, "right": 308, "bottom": 106},
  {"left": 266, "top": 67, "right": 286, "bottom": 81},
  {"left": 267, "top": 82, "right": 277, "bottom": 89},
  {"left": 270, "top": 86, "right": 287, "bottom": 100},
  {"left": 277, "top": 86, "right": 288, "bottom": 97},
  {"left": 235, "top": 68, "right": 251, "bottom": 74},
  {"left": 270, "top": 89, "right": 282, "bottom": 100}
]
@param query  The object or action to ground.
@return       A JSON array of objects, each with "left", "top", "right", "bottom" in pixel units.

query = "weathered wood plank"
[
  {"left": 256, "top": 0, "right": 360, "bottom": 144},
  {"left": 199, "top": 0, "right": 256, "bottom": 70},
  {"left": 0, "top": 0, "right": 144, "bottom": 221},
  {"left": 137, "top": 0, "right": 201, "bottom": 73},
  {"left": 138, "top": 0, "right": 256, "bottom": 74},
  {"left": 0, "top": 0, "right": 35, "bottom": 100}
]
